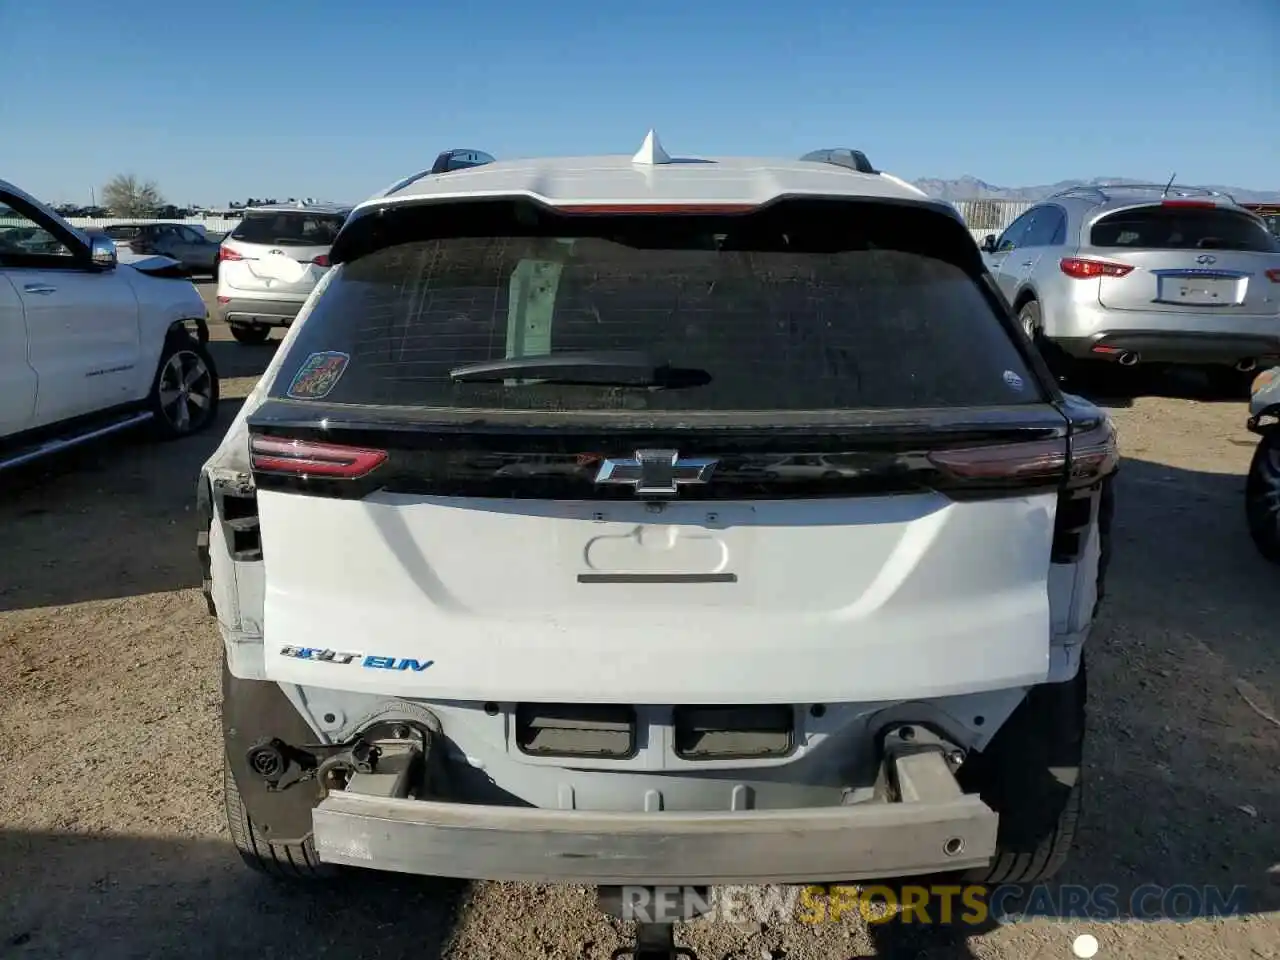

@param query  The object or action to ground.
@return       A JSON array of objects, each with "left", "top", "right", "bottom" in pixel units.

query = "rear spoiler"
[{"left": 330, "top": 194, "right": 979, "bottom": 270}]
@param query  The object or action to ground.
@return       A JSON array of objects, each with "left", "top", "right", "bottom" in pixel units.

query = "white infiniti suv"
[{"left": 197, "top": 133, "right": 1118, "bottom": 955}]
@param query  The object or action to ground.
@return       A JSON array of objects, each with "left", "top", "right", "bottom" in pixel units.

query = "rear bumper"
[
  {"left": 311, "top": 756, "right": 998, "bottom": 885},
  {"left": 1054, "top": 330, "right": 1280, "bottom": 365},
  {"left": 219, "top": 297, "right": 303, "bottom": 327}
]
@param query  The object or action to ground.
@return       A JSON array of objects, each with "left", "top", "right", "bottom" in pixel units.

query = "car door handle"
[{"left": 23, "top": 283, "right": 57, "bottom": 295}]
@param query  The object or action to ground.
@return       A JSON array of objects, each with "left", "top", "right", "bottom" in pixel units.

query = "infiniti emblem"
[
  {"left": 1195, "top": 254, "right": 1217, "bottom": 265},
  {"left": 594, "top": 449, "right": 718, "bottom": 496}
]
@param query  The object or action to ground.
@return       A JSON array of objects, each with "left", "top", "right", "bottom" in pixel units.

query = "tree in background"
[{"left": 101, "top": 174, "right": 164, "bottom": 217}]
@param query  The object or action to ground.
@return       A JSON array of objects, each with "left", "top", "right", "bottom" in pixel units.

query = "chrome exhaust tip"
[
  {"left": 1117, "top": 352, "right": 1140, "bottom": 367},
  {"left": 1236, "top": 358, "right": 1258, "bottom": 373}
]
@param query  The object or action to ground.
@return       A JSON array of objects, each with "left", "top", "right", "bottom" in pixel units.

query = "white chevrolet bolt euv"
[{"left": 197, "top": 133, "right": 1117, "bottom": 956}]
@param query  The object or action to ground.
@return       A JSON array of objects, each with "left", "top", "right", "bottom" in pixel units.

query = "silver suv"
[
  {"left": 215, "top": 203, "right": 350, "bottom": 344},
  {"left": 979, "top": 185, "right": 1280, "bottom": 388}
]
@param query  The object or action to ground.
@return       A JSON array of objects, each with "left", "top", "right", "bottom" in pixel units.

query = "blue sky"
[{"left": 2, "top": 0, "right": 1276, "bottom": 206}]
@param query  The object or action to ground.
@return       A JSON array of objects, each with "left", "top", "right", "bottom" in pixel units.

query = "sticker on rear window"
[
  {"left": 287, "top": 350, "right": 350, "bottom": 400},
  {"left": 1003, "top": 370, "right": 1025, "bottom": 391}
]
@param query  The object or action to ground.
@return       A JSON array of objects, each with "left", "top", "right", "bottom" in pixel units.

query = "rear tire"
[
  {"left": 1245, "top": 435, "right": 1280, "bottom": 564},
  {"left": 229, "top": 322, "right": 272, "bottom": 345},
  {"left": 958, "top": 657, "right": 1088, "bottom": 885},
  {"left": 223, "top": 756, "right": 341, "bottom": 882},
  {"left": 1016, "top": 299, "right": 1041, "bottom": 342}
]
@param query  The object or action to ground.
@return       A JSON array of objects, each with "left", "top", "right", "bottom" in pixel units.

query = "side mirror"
[
  {"left": 89, "top": 234, "right": 118, "bottom": 269},
  {"left": 980, "top": 234, "right": 997, "bottom": 253}
]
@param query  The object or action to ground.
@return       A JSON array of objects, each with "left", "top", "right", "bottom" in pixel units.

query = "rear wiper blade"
[{"left": 449, "top": 351, "right": 711, "bottom": 388}]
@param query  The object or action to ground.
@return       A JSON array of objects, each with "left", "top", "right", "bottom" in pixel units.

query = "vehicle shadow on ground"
[
  {"left": 0, "top": 829, "right": 469, "bottom": 960},
  {"left": 1054, "top": 362, "right": 1259, "bottom": 409},
  {"left": 206, "top": 335, "right": 279, "bottom": 382},
  {"left": 0, "top": 400, "right": 244, "bottom": 613}
]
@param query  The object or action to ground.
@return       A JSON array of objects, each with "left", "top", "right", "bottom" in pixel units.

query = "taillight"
[
  {"left": 1265, "top": 269, "right": 1280, "bottom": 283},
  {"left": 311, "top": 253, "right": 331, "bottom": 267},
  {"left": 1052, "top": 417, "right": 1120, "bottom": 562},
  {"left": 925, "top": 418, "right": 1117, "bottom": 490},
  {"left": 1060, "top": 257, "right": 1134, "bottom": 279},
  {"left": 249, "top": 436, "right": 388, "bottom": 479},
  {"left": 926, "top": 438, "right": 1068, "bottom": 483},
  {"left": 1067, "top": 418, "right": 1119, "bottom": 488},
  {"left": 1161, "top": 199, "right": 1216, "bottom": 209},
  {"left": 219, "top": 246, "right": 244, "bottom": 261}
]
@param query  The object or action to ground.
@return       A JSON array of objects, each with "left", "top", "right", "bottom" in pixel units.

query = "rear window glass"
[
  {"left": 231, "top": 211, "right": 346, "bottom": 246},
  {"left": 272, "top": 223, "right": 1042, "bottom": 413},
  {"left": 1090, "top": 206, "right": 1276, "bottom": 252}
]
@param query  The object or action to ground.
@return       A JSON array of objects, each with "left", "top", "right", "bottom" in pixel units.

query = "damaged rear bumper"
[{"left": 311, "top": 748, "right": 998, "bottom": 885}]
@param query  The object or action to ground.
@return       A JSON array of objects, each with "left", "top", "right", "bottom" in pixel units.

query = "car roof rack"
[
  {"left": 429, "top": 149, "right": 497, "bottom": 174},
  {"left": 799, "top": 148, "right": 878, "bottom": 175},
  {"left": 1048, "top": 182, "right": 1235, "bottom": 203}
]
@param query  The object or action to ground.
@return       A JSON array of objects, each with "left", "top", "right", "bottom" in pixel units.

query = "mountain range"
[{"left": 911, "top": 175, "right": 1280, "bottom": 204}]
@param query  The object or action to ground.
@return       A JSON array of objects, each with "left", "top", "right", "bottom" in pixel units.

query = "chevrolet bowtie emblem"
[{"left": 593, "top": 449, "right": 718, "bottom": 496}]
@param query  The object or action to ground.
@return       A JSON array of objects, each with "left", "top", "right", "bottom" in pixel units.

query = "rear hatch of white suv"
[
  {"left": 218, "top": 207, "right": 347, "bottom": 300},
  {"left": 242, "top": 196, "right": 1111, "bottom": 705}
]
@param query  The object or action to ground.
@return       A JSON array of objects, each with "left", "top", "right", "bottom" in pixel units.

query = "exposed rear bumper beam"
[{"left": 311, "top": 749, "right": 997, "bottom": 885}]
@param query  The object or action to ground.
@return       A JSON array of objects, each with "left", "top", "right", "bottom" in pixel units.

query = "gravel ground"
[{"left": 1, "top": 289, "right": 1277, "bottom": 959}]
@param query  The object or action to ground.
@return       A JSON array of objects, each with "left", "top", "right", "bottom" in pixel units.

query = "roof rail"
[
  {"left": 1048, "top": 182, "right": 1235, "bottom": 203},
  {"left": 429, "top": 149, "right": 497, "bottom": 174},
  {"left": 799, "top": 148, "right": 878, "bottom": 175}
]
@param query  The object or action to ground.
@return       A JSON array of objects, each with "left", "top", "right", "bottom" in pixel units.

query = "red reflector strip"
[
  {"left": 1091, "top": 345, "right": 1123, "bottom": 354},
  {"left": 1161, "top": 199, "right": 1216, "bottom": 208},
  {"left": 1266, "top": 269, "right": 1280, "bottom": 283},
  {"left": 250, "top": 436, "right": 388, "bottom": 479},
  {"left": 926, "top": 439, "right": 1068, "bottom": 481},
  {"left": 1060, "top": 257, "right": 1134, "bottom": 279},
  {"left": 312, "top": 253, "right": 331, "bottom": 266},
  {"left": 556, "top": 203, "right": 758, "bottom": 214}
]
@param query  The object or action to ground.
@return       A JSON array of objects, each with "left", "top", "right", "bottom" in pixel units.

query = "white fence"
[
  {"left": 53, "top": 199, "right": 1034, "bottom": 241},
  {"left": 64, "top": 216, "right": 243, "bottom": 235}
]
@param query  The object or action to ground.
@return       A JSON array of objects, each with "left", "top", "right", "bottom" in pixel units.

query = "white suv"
[
  {"left": 2, "top": 178, "right": 219, "bottom": 471},
  {"left": 198, "top": 134, "right": 1118, "bottom": 956},
  {"left": 214, "top": 203, "right": 349, "bottom": 344}
]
